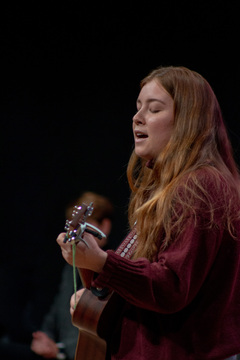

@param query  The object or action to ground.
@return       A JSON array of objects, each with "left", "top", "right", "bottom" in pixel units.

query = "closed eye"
[{"left": 149, "top": 108, "right": 161, "bottom": 113}]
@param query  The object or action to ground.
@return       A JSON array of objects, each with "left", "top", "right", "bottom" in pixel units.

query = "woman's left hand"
[{"left": 56, "top": 232, "right": 107, "bottom": 273}]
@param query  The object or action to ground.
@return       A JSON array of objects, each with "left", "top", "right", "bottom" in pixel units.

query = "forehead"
[{"left": 137, "top": 79, "right": 172, "bottom": 104}]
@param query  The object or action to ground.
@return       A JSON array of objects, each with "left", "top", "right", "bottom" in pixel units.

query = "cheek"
[
  {"left": 151, "top": 121, "right": 173, "bottom": 146},
  {"left": 150, "top": 120, "right": 171, "bottom": 137}
]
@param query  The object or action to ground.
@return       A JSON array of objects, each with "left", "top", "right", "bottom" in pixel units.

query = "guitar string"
[{"left": 72, "top": 242, "right": 77, "bottom": 309}]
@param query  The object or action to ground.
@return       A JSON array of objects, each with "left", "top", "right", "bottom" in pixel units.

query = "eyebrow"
[{"left": 136, "top": 98, "right": 166, "bottom": 106}]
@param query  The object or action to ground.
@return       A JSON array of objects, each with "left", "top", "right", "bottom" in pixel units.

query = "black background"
[{"left": 1, "top": 0, "right": 240, "bottom": 343}]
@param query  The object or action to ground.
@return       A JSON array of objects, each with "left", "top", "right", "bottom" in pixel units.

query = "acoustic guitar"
[
  {"left": 64, "top": 202, "right": 137, "bottom": 360},
  {"left": 64, "top": 203, "right": 117, "bottom": 360}
]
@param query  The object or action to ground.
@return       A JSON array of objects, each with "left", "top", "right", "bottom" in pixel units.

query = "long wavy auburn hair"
[{"left": 127, "top": 66, "right": 240, "bottom": 261}]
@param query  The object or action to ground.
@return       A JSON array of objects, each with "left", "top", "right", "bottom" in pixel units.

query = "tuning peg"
[
  {"left": 74, "top": 205, "right": 82, "bottom": 211},
  {"left": 72, "top": 205, "right": 82, "bottom": 218},
  {"left": 87, "top": 202, "right": 94, "bottom": 217},
  {"left": 64, "top": 220, "right": 71, "bottom": 231},
  {"left": 72, "top": 210, "right": 76, "bottom": 217}
]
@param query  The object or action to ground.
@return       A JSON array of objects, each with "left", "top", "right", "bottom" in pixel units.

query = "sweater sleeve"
[
  {"left": 92, "top": 215, "right": 224, "bottom": 314},
  {"left": 93, "top": 170, "right": 233, "bottom": 314}
]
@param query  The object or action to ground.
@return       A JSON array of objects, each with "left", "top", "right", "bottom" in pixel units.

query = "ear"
[{"left": 100, "top": 218, "right": 112, "bottom": 237}]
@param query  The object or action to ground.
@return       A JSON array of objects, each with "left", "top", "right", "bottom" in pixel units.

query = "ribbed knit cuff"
[{"left": 91, "top": 249, "right": 147, "bottom": 291}]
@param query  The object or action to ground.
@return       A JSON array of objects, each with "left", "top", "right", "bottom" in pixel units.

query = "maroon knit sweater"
[{"left": 92, "top": 171, "right": 240, "bottom": 360}]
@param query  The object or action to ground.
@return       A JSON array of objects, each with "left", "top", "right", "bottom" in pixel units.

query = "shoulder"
[
  {"left": 181, "top": 166, "right": 238, "bottom": 197},
  {"left": 175, "top": 166, "right": 240, "bottom": 217}
]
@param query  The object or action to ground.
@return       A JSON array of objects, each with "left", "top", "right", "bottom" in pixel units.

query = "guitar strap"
[
  {"left": 115, "top": 227, "right": 138, "bottom": 259},
  {"left": 90, "top": 227, "right": 138, "bottom": 297}
]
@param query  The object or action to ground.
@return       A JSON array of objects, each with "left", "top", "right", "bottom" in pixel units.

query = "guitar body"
[
  {"left": 74, "top": 329, "right": 106, "bottom": 360},
  {"left": 72, "top": 289, "right": 108, "bottom": 360},
  {"left": 72, "top": 286, "right": 124, "bottom": 360}
]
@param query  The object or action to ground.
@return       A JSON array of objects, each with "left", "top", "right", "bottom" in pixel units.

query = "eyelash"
[
  {"left": 135, "top": 107, "right": 161, "bottom": 114},
  {"left": 149, "top": 109, "right": 160, "bottom": 113}
]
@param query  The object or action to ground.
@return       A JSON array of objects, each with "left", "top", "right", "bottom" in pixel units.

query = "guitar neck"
[{"left": 78, "top": 268, "right": 94, "bottom": 289}]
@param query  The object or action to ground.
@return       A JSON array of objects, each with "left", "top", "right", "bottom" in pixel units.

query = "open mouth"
[{"left": 136, "top": 132, "right": 148, "bottom": 139}]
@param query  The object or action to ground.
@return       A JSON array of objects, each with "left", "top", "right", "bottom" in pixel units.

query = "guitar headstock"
[{"left": 63, "top": 202, "right": 93, "bottom": 243}]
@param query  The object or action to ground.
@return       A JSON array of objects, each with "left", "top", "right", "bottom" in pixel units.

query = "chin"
[
  {"left": 135, "top": 147, "right": 154, "bottom": 160},
  {"left": 136, "top": 152, "right": 152, "bottom": 161}
]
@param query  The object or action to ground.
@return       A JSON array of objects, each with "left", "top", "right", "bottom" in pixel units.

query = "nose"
[{"left": 132, "top": 109, "right": 144, "bottom": 125}]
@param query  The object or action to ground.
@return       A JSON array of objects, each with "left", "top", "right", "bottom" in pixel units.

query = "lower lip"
[{"left": 135, "top": 137, "right": 147, "bottom": 143}]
